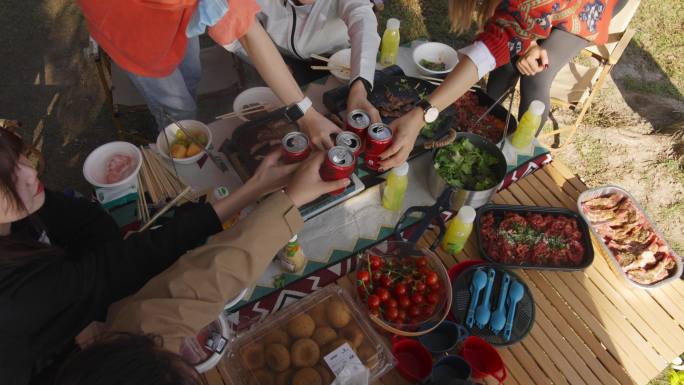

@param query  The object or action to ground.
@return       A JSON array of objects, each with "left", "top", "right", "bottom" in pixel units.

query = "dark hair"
[{"left": 55, "top": 333, "right": 202, "bottom": 385}]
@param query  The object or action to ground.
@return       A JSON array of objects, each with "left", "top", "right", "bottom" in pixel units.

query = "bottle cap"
[
  {"left": 289, "top": 235, "right": 298, "bottom": 242},
  {"left": 529, "top": 100, "right": 545, "bottom": 116},
  {"left": 387, "top": 18, "right": 400, "bottom": 30},
  {"left": 393, "top": 162, "right": 409, "bottom": 176},
  {"left": 213, "top": 186, "right": 230, "bottom": 200},
  {"left": 456, "top": 206, "right": 476, "bottom": 224}
]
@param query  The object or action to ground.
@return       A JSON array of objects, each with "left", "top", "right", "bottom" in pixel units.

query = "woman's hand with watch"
[
  {"left": 285, "top": 96, "right": 341, "bottom": 150},
  {"left": 379, "top": 99, "right": 438, "bottom": 170}
]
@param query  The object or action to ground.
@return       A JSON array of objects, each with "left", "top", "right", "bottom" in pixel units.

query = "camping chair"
[
  {"left": 89, "top": 38, "right": 248, "bottom": 142},
  {"left": 542, "top": 0, "right": 641, "bottom": 147}
]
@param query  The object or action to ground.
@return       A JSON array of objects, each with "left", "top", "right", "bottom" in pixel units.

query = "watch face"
[{"left": 424, "top": 107, "right": 439, "bottom": 123}]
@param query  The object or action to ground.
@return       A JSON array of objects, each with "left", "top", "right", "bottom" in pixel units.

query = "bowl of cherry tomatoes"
[{"left": 355, "top": 241, "right": 452, "bottom": 336}]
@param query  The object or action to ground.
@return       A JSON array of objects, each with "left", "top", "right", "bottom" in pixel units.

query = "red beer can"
[
  {"left": 335, "top": 131, "right": 362, "bottom": 158},
  {"left": 364, "top": 123, "right": 393, "bottom": 171},
  {"left": 320, "top": 146, "right": 356, "bottom": 196},
  {"left": 345, "top": 109, "right": 371, "bottom": 138},
  {"left": 281, "top": 132, "right": 310, "bottom": 163}
]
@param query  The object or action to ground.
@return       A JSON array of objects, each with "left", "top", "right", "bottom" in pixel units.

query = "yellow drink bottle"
[
  {"left": 379, "top": 18, "right": 401, "bottom": 66},
  {"left": 441, "top": 206, "right": 476, "bottom": 255},
  {"left": 511, "top": 100, "right": 545, "bottom": 151},
  {"left": 382, "top": 162, "right": 409, "bottom": 211}
]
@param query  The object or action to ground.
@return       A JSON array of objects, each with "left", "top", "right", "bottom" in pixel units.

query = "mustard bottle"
[
  {"left": 511, "top": 100, "right": 544, "bottom": 152},
  {"left": 382, "top": 162, "right": 409, "bottom": 211},
  {"left": 441, "top": 206, "right": 476, "bottom": 255},
  {"left": 278, "top": 235, "right": 306, "bottom": 273},
  {"left": 379, "top": 18, "right": 401, "bottom": 66}
]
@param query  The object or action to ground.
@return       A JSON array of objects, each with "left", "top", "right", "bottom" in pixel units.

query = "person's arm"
[
  {"left": 104, "top": 152, "right": 349, "bottom": 352},
  {"left": 238, "top": 21, "right": 342, "bottom": 149}
]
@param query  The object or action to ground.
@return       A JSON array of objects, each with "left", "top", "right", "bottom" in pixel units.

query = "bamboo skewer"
[
  {"left": 215, "top": 103, "right": 272, "bottom": 120},
  {"left": 310, "top": 53, "right": 351, "bottom": 71},
  {"left": 310, "top": 65, "right": 351, "bottom": 72},
  {"left": 416, "top": 75, "right": 444, "bottom": 83},
  {"left": 138, "top": 186, "right": 193, "bottom": 232}
]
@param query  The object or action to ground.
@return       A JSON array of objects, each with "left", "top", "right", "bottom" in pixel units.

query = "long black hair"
[
  {"left": 55, "top": 333, "right": 202, "bottom": 385},
  {"left": 0, "top": 127, "right": 61, "bottom": 267}
]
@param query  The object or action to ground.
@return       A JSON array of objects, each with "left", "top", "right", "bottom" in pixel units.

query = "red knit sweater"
[{"left": 478, "top": 0, "right": 617, "bottom": 67}]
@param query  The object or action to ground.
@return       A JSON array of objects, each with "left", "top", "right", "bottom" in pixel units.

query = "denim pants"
[{"left": 124, "top": 36, "right": 201, "bottom": 130}]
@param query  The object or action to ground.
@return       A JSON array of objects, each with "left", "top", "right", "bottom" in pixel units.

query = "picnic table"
[{"left": 197, "top": 158, "right": 684, "bottom": 385}]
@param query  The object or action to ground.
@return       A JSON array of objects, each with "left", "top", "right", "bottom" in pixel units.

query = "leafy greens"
[{"left": 434, "top": 138, "right": 500, "bottom": 191}]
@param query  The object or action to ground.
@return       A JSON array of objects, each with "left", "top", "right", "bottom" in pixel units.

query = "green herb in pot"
[{"left": 434, "top": 138, "right": 499, "bottom": 190}]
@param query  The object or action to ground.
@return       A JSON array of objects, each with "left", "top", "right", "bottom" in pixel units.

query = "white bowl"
[
  {"left": 232, "top": 87, "right": 283, "bottom": 122},
  {"left": 412, "top": 42, "right": 459, "bottom": 76},
  {"left": 223, "top": 287, "right": 248, "bottom": 311},
  {"left": 328, "top": 48, "right": 352, "bottom": 83},
  {"left": 156, "top": 120, "right": 213, "bottom": 165},
  {"left": 83, "top": 141, "right": 142, "bottom": 188}
]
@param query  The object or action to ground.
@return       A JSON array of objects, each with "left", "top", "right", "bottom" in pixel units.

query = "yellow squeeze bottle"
[
  {"left": 382, "top": 162, "right": 409, "bottom": 211},
  {"left": 441, "top": 206, "right": 476, "bottom": 255},
  {"left": 379, "top": 18, "right": 401, "bottom": 66},
  {"left": 511, "top": 100, "right": 545, "bottom": 151}
]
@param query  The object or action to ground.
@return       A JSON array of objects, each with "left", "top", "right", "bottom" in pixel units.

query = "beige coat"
[{"left": 105, "top": 191, "right": 303, "bottom": 352}]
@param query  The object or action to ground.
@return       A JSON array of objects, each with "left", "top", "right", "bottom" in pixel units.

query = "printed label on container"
[{"left": 323, "top": 342, "right": 364, "bottom": 376}]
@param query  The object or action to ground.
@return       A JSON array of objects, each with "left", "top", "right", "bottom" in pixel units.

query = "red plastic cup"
[
  {"left": 391, "top": 335, "right": 432, "bottom": 382},
  {"left": 460, "top": 336, "right": 508, "bottom": 384}
]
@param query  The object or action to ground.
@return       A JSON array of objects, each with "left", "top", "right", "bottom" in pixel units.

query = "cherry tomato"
[
  {"left": 422, "top": 304, "right": 435, "bottom": 317},
  {"left": 426, "top": 292, "right": 439, "bottom": 304},
  {"left": 357, "top": 285, "right": 368, "bottom": 298},
  {"left": 409, "top": 306, "right": 421, "bottom": 317},
  {"left": 367, "top": 294, "right": 381, "bottom": 309},
  {"left": 372, "top": 270, "right": 382, "bottom": 285},
  {"left": 380, "top": 275, "right": 393, "bottom": 288},
  {"left": 394, "top": 283, "right": 407, "bottom": 297},
  {"left": 411, "top": 293, "right": 424, "bottom": 304},
  {"left": 415, "top": 256, "right": 428, "bottom": 268},
  {"left": 398, "top": 295, "right": 411, "bottom": 309},
  {"left": 429, "top": 281, "right": 441, "bottom": 291},
  {"left": 385, "top": 307, "right": 399, "bottom": 321},
  {"left": 385, "top": 298, "right": 398, "bottom": 308},
  {"left": 414, "top": 282, "right": 426, "bottom": 292},
  {"left": 397, "top": 309, "right": 407, "bottom": 322},
  {"left": 356, "top": 270, "right": 370, "bottom": 285},
  {"left": 369, "top": 255, "right": 383, "bottom": 270},
  {"left": 370, "top": 308, "right": 380, "bottom": 317},
  {"left": 374, "top": 287, "right": 390, "bottom": 303},
  {"left": 426, "top": 272, "right": 439, "bottom": 286}
]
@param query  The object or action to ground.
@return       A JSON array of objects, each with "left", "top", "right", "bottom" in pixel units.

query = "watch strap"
[{"left": 285, "top": 97, "right": 312, "bottom": 122}]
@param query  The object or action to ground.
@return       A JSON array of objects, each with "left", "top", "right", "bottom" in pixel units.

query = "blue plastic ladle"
[
  {"left": 503, "top": 280, "right": 525, "bottom": 342},
  {"left": 465, "top": 269, "right": 487, "bottom": 328},
  {"left": 489, "top": 273, "right": 511, "bottom": 334},
  {"left": 475, "top": 268, "right": 496, "bottom": 328}
]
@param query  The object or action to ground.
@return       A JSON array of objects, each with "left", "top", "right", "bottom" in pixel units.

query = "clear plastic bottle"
[
  {"left": 441, "top": 206, "right": 476, "bottom": 255},
  {"left": 278, "top": 235, "right": 306, "bottom": 273},
  {"left": 379, "top": 18, "right": 401, "bottom": 66},
  {"left": 382, "top": 162, "right": 409, "bottom": 211},
  {"left": 511, "top": 100, "right": 545, "bottom": 152}
]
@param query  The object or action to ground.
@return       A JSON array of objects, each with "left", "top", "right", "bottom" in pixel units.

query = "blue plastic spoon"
[
  {"left": 489, "top": 273, "right": 511, "bottom": 334},
  {"left": 503, "top": 280, "right": 525, "bottom": 342},
  {"left": 465, "top": 269, "right": 487, "bottom": 328},
  {"left": 474, "top": 268, "right": 496, "bottom": 329}
]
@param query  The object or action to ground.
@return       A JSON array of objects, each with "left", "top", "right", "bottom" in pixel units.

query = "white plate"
[
  {"left": 412, "top": 42, "right": 459, "bottom": 76},
  {"left": 223, "top": 287, "right": 248, "bottom": 311},
  {"left": 328, "top": 48, "right": 352, "bottom": 83},
  {"left": 232, "top": 87, "right": 283, "bottom": 122}
]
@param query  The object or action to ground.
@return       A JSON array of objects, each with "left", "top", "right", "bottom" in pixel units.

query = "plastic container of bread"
[
  {"left": 218, "top": 284, "right": 395, "bottom": 385},
  {"left": 577, "top": 185, "right": 683, "bottom": 289}
]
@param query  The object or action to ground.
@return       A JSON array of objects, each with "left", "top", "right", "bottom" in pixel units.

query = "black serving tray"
[{"left": 474, "top": 204, "right": 594, "bottom": 271}]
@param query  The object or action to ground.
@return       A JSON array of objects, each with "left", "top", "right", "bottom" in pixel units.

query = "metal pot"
[{"left": 427, "top": 132, "right": 507, "bottom": 210}]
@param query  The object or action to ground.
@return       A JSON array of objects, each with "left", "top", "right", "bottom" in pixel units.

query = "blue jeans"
[{"left": 125, "top": 36, "right": 201, "bottom": 130}]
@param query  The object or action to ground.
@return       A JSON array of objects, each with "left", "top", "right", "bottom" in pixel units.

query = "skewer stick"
[
  {"left": 138, "top": 186, "right": 193, "bottom": 232},
  {"left": 416, "top": 75, "right": 444, "bottom": 83},
  {"left": 215, "top": 103, "right": 271, "bottom": 120},
  {"left": 310, "top": 53, "right": 331, "bottom": 62},
  {"left": 310, "top": 65, "right": 351, "bottom": 72}
]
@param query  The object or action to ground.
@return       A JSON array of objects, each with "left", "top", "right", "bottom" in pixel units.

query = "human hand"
[
  {"left": 298, "top": 109, "right": 342, "bottom": 150},
  {"left": 378, "top": 108, "right": 424, "bottom": 170},
  {"left": 516, "top": 44, "right": 548, "bottom": 76},
  {"left": 247, "top": 150, "right": 299, "bottom": 196},
  {"left": 285, "top": 151, "right": 350, "bottom": 207},
  {"left": 346, "top": 80, "right": 382, "bottom": 123}
]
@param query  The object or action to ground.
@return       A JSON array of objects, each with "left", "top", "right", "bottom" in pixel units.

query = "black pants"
[{"left": 486, "top": 28, "right": 590, "bottom": 132}]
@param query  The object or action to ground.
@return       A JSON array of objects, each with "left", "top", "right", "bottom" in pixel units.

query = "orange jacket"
[{"left": 78, "top": 0, "right": 260, "bottom": 77}]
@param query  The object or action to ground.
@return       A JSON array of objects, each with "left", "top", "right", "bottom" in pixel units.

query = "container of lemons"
[{"left": 157, "top": 120, "right": 213, "bottom": 164}]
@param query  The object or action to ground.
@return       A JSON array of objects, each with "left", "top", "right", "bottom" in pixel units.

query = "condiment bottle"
[
  {"left": 382, "top": 162, "right": 409, "bottom": 211},
  {"left": 379, "top": 18, "right": 401, "bottom": 66},
  {"left": 441, "top": 206, "right": 476, "bottom": 255},
  {"left": 278, "top": 235, "right": 306, "bottom": 273},
  {"left": 511, "top": 100, "right": 544, "bottom": 153}
]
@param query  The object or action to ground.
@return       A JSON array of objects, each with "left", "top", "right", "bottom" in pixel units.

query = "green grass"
[
  {"left": 575, "top": 134, "right": 609, "bottom": 182},
  {"left": 621, "top": 76, "right": 683, "bottom": 100}
]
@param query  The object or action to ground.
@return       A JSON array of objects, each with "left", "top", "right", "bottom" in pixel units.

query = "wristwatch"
[
  {"left": 285, "top": 96, "right": 313, "bottom": 122},
  {"left": 416, "top": 99, "right": 439, "bottom": 123}
]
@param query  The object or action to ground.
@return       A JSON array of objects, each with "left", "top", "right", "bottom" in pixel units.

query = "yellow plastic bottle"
[
  {"left": 278, "top": 235, "right": 306, "bottom": 273},
  {"left": 441, "top": 206, "right": 476, "bottom": 255},
  {"left": 511, "top": 100, "right": 545, "bottom": 151},
  {"left": 382, "top": 162, "right": 409, "bottom": 211},
  {"left": 379, "top": 18, "right": 401, "bottom": 66}
]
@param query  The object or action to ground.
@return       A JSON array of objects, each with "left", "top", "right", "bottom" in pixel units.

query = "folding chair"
[
  {"left": 542, "top": 0, "right": 641, "bottom": 146},
  {"left": 90, "top": 38, "right": 248, "bottom": 141}
]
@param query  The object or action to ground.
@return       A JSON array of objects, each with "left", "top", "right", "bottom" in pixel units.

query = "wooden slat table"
[{"left": 205, "top": 160, "right": 684, "bottom": 385}]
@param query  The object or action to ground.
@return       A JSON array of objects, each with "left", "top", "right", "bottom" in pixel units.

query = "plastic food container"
[
  {"left": 577, "top": 185, "right": 683, "bottom": 289},
  {"left": 179, "top": 314, "right": 231, "bottom": 373},
  {"left": 475, "top": 204, "right": 594, "bottom": 271},
  {"left": 218, "top": 284, "right": 395, "bottom": 385}
]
